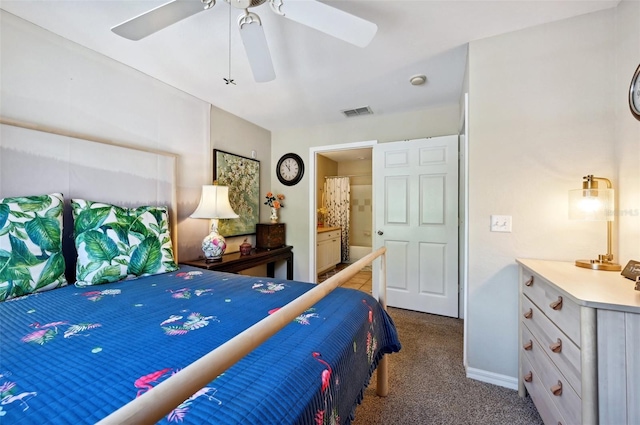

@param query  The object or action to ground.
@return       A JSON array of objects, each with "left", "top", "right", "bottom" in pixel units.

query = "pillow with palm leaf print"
[
  {"left": 0, "top": 193, "right": 68, "bottom": 301},
  {"left": 71, "top": 199, "right": 178, "bottom": 287}
]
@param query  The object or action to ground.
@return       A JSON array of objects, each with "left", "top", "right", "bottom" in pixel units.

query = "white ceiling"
[
  {"left": 320, "top": 147, "right": 372, "bottom": 163},
  {"left": 0, "top": 0, "right": 619, "bottom": 132}
]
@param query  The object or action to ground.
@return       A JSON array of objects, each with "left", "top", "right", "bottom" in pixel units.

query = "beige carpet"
[{"left": 352, "top": 308, "right": 543, "bottom": 425}]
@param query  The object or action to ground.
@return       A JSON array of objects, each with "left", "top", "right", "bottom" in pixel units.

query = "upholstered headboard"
[{"left": 0, "top": 121, "right": 178, "bottom": 281}]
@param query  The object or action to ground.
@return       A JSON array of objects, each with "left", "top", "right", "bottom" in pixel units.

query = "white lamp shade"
[
  {"left": 190, "top": 185, "right": 239, "bottom": 219},
  {"left": 568, "top": 188, "right": 614, "bottom": 221}
]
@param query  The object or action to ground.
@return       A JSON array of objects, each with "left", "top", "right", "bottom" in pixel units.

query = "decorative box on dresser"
[
  {"left": 256, "top": 223, "right": 285, "bottom": 250},
  {"left": 517, "top": 259, "right": 640, "bottom": 425}
]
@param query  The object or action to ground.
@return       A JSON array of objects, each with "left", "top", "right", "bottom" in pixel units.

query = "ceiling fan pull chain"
[{"left": 224, "top": 2, "right": 236, "bottom": 85}]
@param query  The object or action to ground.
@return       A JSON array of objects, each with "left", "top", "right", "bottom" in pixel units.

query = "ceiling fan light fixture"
[{"left": 238, "top": 12, "right": 276, "bottom": 82}]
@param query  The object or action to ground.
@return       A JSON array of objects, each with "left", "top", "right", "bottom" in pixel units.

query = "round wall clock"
[
  {"left": 276, "top": 153, "right": 304, "bottom": 186},
  {"left": 629, "top": 63, "right": 640, "bottom": 121}
]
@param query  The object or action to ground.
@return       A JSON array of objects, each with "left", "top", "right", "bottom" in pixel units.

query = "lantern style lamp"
[
  {"left": 190, "top": 184, "right": 239, "bottom": 262},
  {"left": 568, "top": 175, "right": 621, "bottom": 271}
]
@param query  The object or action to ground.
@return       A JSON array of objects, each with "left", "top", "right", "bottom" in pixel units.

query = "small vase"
[{"left": 270, "top": 207, "right": 278, "bottom": 223}]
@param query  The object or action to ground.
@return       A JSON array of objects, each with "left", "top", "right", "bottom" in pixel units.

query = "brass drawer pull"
[
  {"left": 524, "top": 371, "right": 533, "bottom": 383},
  {"left": 551, "top": 380, "right": 563, "bottom": 396},
  {"left": 523, "top": 340, "right": 533, "bottom": 351},
  {"left": 550, "top": 338, "right": 562, "bottom": 353},
  {"left": 550, "top": 296, "right": 563, "bottom": 311},
  {"left": 524, "top": 276, "right": 534, "bottom": 287},
  {"left": 523, "top": 308, "right": 533, "bottom": 319}
]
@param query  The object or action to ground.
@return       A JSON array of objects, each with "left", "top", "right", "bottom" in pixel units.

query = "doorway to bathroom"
[{"left": 308, "top": 140, "right": 376, "bottom": 283}]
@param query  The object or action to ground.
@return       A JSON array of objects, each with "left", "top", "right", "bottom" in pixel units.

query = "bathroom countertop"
[{"left": 317, "top": 226, "right": 341, "bottom": 233}]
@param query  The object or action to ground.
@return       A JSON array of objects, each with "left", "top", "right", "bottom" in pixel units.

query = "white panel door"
[{"left": 373, "top": 136, "right": 459, "bottom": 316}]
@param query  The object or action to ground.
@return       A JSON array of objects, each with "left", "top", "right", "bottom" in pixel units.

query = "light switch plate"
[{"left": 490, "top": 215, "right": 512, "bottom": 232}]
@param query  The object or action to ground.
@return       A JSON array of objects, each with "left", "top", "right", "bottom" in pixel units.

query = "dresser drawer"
[
  {"left": 317, "top": 230, "right": 340, "bottom": 242},
  {"left": 521, "top": 325, "right": 582, "bottom": 424},
  {"left": 521, "top": 297, "right": 581, "bottom": 396},
  {"left": 521, "top": 354, "right": 568, "bottom": 425},
  {"left": 522, "top": 268, "right": 581, "bottom": 346}
]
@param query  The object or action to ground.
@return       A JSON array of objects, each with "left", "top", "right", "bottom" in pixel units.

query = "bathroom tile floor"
[{"left": 317, "top": 263, "right": 372, "bottom": 294}]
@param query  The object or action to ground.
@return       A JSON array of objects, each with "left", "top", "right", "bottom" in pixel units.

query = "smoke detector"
[{"left": 409, "top": 74, "right": 427, "bottom": 86}]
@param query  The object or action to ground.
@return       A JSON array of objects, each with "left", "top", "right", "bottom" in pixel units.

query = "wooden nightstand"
[{"left": 181, "top": 245, "right": 293, "bottom": 280}]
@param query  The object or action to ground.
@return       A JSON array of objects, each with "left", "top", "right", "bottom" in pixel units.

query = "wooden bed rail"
[{"left": 98, "top": 247, "right": 389, "bottom": 425}]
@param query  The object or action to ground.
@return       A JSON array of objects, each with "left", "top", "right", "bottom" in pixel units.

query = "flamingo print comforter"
[{"left": 0, "top": 266, "right": 400, "bottom": 424}]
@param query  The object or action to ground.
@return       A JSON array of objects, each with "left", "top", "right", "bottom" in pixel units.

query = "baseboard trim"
[{"left": 466, "top": 367, "right": 518, "bottom": 390}]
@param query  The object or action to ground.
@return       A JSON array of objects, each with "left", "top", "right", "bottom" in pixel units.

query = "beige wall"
[
  {"left": 0, "top": 11, "right": 210, "bottom": 261},
  {"left": 338, "top": 159, "right": 372, "bottom": 186},
  {"left": 467, "top": 2, "right": 639, "bottom": 383},
  {"left": 209, "top": 105, "right": 272, "bottom": 254},
  {"left": 271, "top": 104, "right": 461, "bottom": 280},
  {"left": 316, "top": 154, "right": 338, "bottom": 210},
  {"left": 338, "top": 158, "right": 373, "bottom": 249},
  {"left": 615, "top": 0, "right": 640, "bottom": 262}
]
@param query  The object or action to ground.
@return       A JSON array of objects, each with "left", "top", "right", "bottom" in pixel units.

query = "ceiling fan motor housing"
[{"left": 227, "top": 0, "right": 267, "bottom": 9}]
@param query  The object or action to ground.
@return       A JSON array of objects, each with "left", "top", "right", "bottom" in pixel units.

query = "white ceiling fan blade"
[
  {"left": 238, "top": 12, "right": 276, "bottom": 83},
  {"left": 271, "top": 0, "right": 377, "bottom": 48},
  {"left": 111, "top": 0, "right": 207, "bottom": 41}
]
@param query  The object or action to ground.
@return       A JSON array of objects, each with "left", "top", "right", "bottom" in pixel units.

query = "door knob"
[{"left": 377, "top": 230, "right": 384, "bottom": 235}]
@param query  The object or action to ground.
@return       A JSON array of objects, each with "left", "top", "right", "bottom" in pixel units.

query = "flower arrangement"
[
  {"left": 264, "top": 192, "right": 285, "bottom": 209},
  {"left": 316, "top": 206, "right": 327, "bottom": 226}
]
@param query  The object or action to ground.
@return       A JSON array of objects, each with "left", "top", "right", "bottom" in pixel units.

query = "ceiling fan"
[{"left": 111, "top": 0, "right": 378, "bottom": 83}]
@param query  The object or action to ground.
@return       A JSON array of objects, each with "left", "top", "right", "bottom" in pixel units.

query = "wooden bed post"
[{"left": 376, "top": 249, "right": 389, "bottom": 397}]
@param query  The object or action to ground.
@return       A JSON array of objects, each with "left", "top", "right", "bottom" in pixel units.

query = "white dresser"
[{"left": 517, "top": 259, "right": 640, "bottom": 425}]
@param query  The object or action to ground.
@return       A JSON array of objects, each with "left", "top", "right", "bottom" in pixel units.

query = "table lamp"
[
  {"left": 568, "top": 175, "right": 621, "bottom": 271},
  {"left": 190, "top": 184, "right": 239, "bottom": 262}
]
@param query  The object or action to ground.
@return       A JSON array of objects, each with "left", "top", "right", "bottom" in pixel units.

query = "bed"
[{"left": 0, "top": 121, "right": 401, "bottom": 424}]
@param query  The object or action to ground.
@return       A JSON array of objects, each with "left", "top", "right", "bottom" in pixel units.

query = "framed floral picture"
[{"left": 213, "top": 150, "right": 260, "bottom": 237}]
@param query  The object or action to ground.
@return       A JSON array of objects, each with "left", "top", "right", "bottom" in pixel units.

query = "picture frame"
[{"left": 213, "top": 149, "right": 260, "bottom": 237}]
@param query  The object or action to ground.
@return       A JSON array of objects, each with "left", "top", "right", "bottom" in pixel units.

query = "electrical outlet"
[{"left": 490, "top": 215, "right": 512, "bottom": 232}]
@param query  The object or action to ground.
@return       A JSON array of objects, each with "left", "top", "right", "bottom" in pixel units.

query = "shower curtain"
[{"left": 324, "top": 176, "right": 350, "bottom": 262}]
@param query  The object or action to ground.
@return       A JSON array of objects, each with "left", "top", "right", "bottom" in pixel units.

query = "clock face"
[
  {"left": 630, "top": 64, "right": 640, "bottom": 121},
  {"left": 279, "top": 158, "right": 299, "bottom": 181},
  {"left": 276, "top": 153, "right": 304, "bottom": 186}
]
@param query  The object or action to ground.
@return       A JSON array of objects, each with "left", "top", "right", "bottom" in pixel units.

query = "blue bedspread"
[{"left": 0, "top": 266, "right": 400, "bottom": 424}]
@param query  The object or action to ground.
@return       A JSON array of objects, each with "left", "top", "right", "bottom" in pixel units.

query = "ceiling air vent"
[{"left": 341, "top": 106, "right": 373, "bottom": 118}]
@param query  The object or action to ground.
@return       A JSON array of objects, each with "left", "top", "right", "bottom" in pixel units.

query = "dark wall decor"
[{"left": 214, "top": 149, "right": 260, "bottom": 237}]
